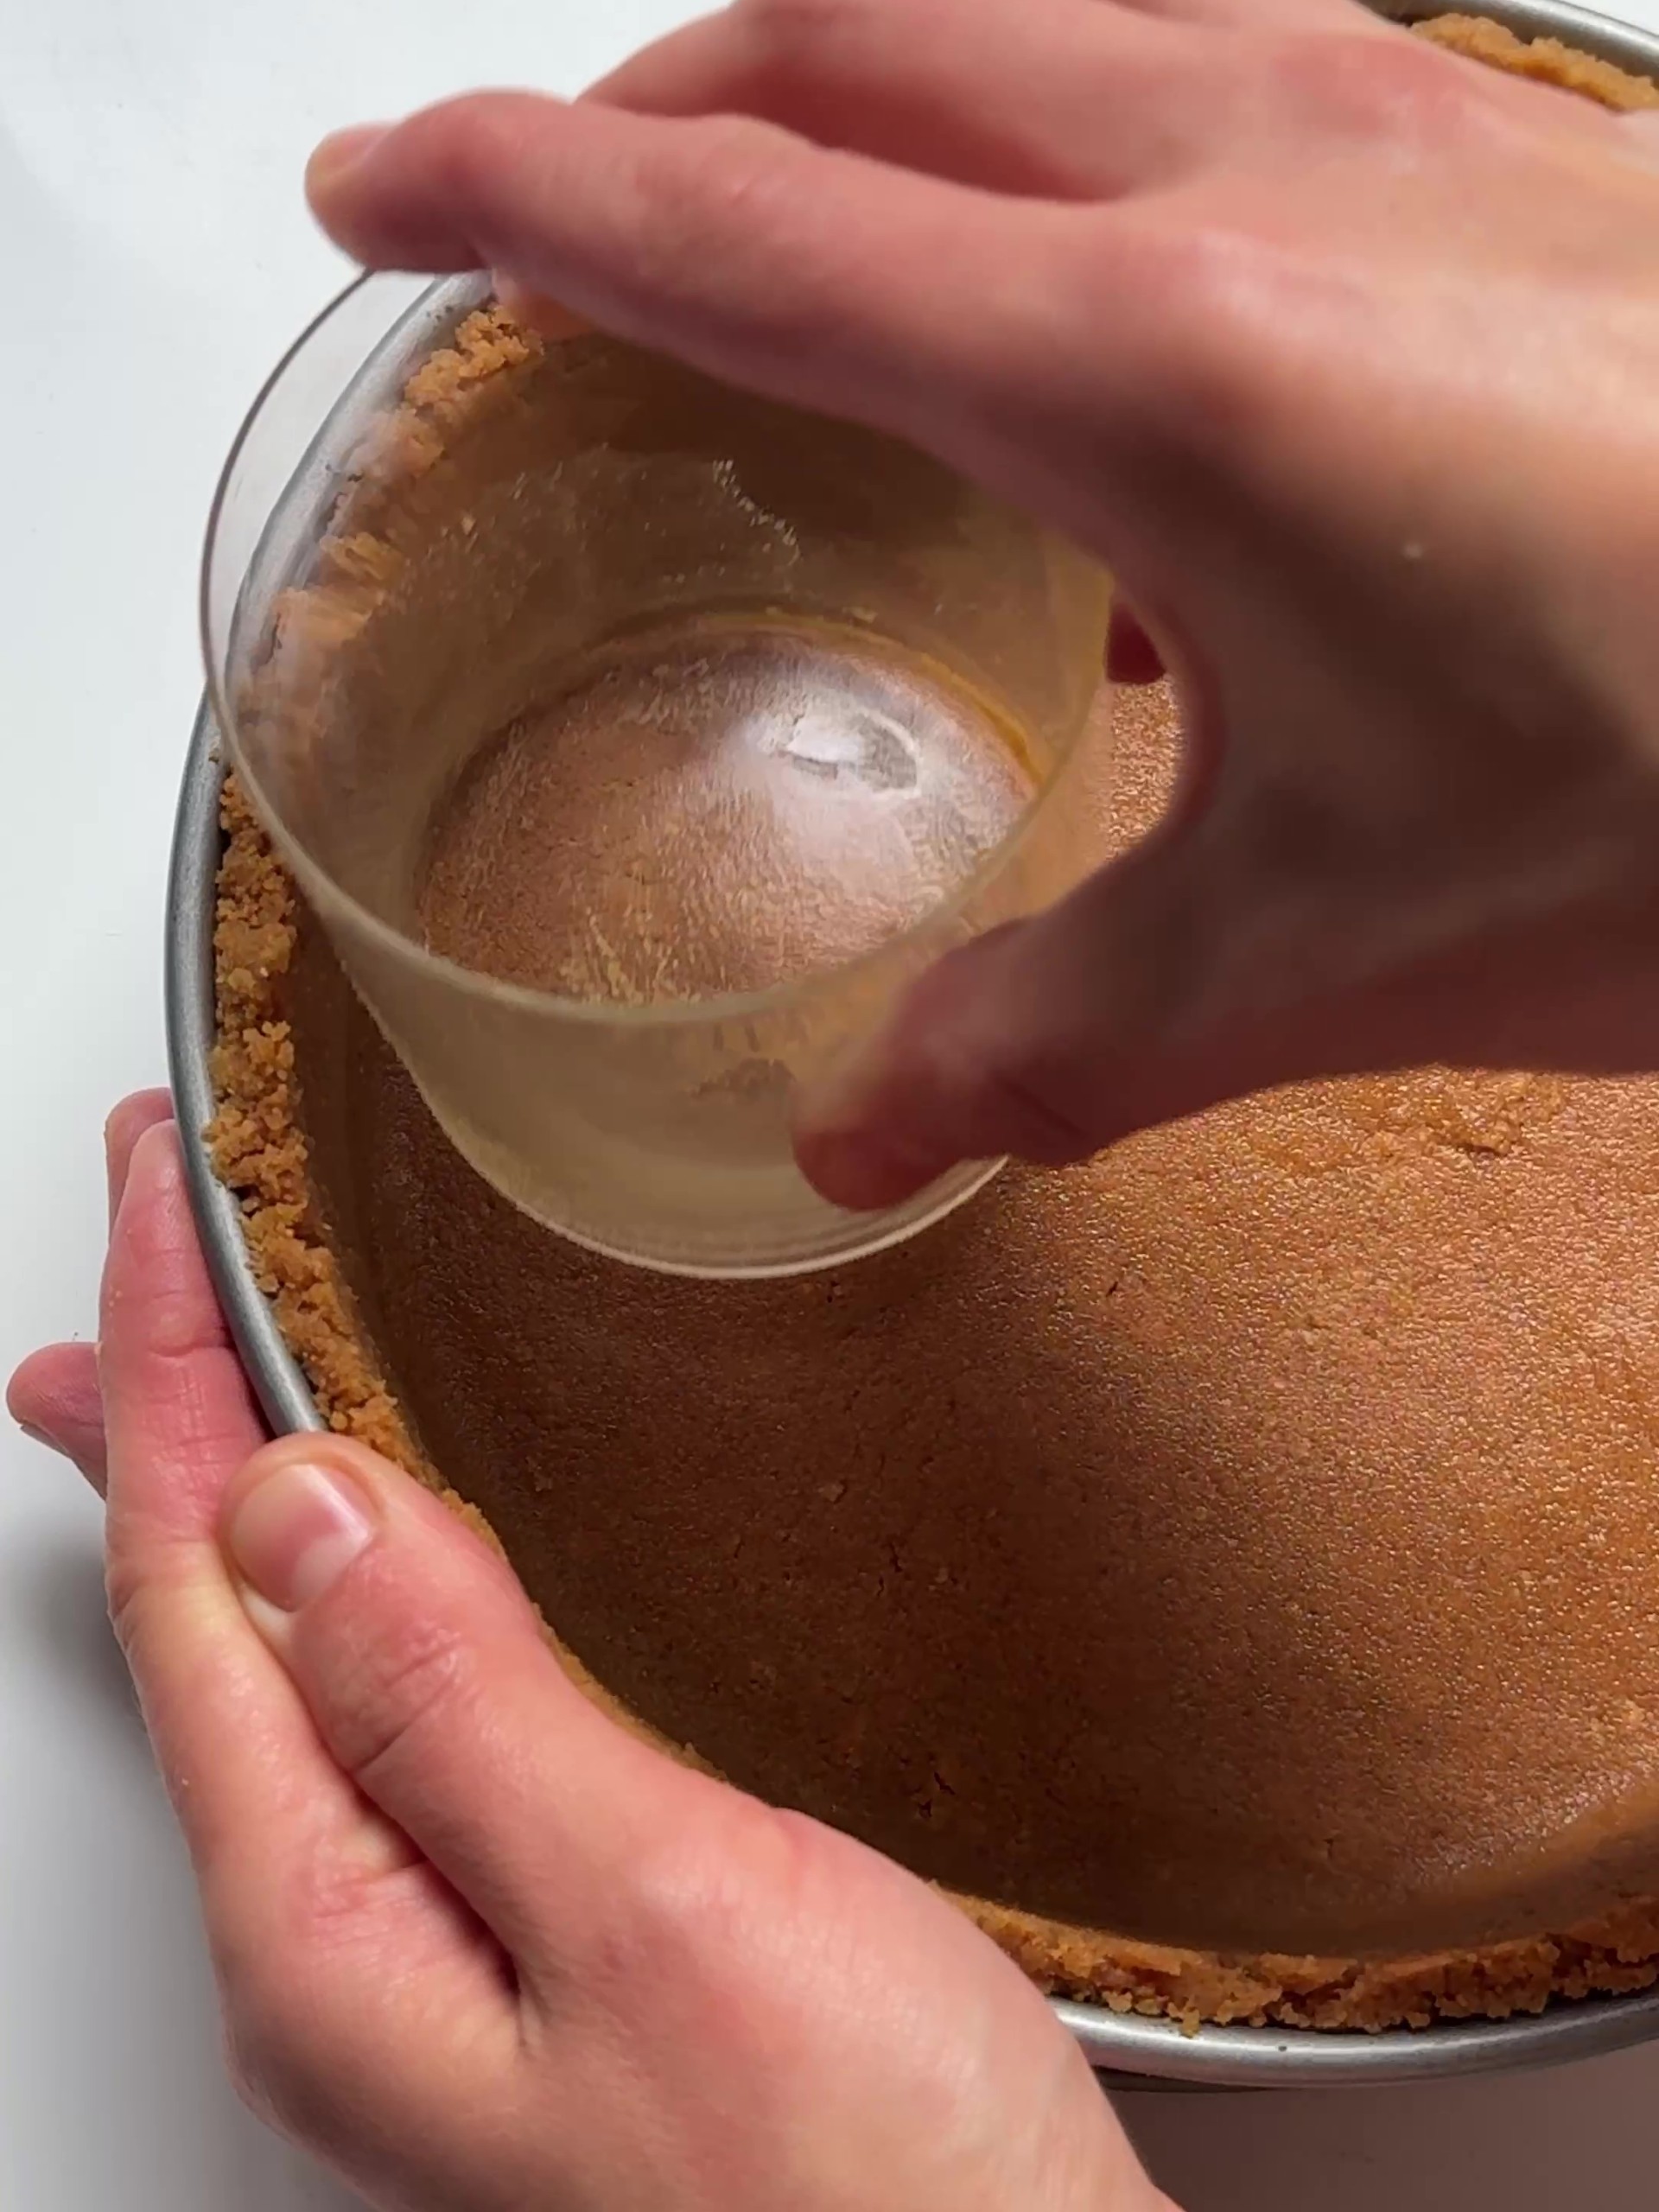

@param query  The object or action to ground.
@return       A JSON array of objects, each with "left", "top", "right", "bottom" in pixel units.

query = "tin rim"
[{"left": 166, "top": 0, "right": 1659, "bottom": 2084}]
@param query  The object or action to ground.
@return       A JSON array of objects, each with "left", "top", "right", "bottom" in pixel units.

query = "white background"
[{"left": 3, "top": 3, "right": 1658, "bottom": 2204}]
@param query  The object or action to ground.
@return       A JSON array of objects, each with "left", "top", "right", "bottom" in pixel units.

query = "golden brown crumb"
[
  {"left": 209, "top": 778, "right": 420, "bottom": 1470},
  {"left": 1416, "top": 12, "right": 1659, "bottom": 110},
  {"left": 209, "top": 129, "right": 1659, "bottom": 2023},
  {"left": 209, "top": 795, "right": 1659, "bottom": 2028},
  {"left": 985, "top": 24, "right": 1659, "bottom": 2006},
  {"left": 208, "top": 798, "right": 1659, "bottom": 2031}
]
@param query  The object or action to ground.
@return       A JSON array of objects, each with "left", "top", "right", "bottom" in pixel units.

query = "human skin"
[
  {"left": 302, "top": 0, "right": 1659, "bottom": 1206},
  {"left": 13, "top": 0, "right": 1659, "bottom": 2196},
  {"left": 7, "top": 1094, "right": 1168, "bottom": 2211}
]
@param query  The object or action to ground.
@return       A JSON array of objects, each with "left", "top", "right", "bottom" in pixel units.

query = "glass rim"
[{"left": 200, "top": 267, "right": 1104, "bottom": 1033}]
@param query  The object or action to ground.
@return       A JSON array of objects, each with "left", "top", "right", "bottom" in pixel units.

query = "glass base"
[{"left": 424, "top": 1088, "right": 1006, "bottom": 1279}]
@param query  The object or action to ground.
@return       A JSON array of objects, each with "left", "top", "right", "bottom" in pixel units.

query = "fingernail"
[
  {"left": 226, "top": 1458, "right": 377, "bottom": 1612},
  {"left": 307, "top": 124, "right": 391, "bottom": 194},
  {"left": 16, "top": 1419, "right": 58, "bottom": 1452}
]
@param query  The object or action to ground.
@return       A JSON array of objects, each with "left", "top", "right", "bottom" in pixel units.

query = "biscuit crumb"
[{"left": 208, "top": 24, "right": 1659, "bottom": 2034}]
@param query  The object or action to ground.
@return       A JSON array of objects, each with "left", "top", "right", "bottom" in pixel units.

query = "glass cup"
[{"left": 203, "top": 272, "right": 1112, "bottom": 1277}]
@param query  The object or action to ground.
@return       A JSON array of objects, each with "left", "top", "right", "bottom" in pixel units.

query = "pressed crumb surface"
[
  {"left": 211, "top": 776, "right": 1659, "bottom": 2034},
  {"left": 207, "top": 17, "right": 1659, "bottom": 2036}
]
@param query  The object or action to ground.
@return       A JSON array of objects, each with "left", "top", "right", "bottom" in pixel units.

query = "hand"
[
  {"left": 304, "top": 0, "right": 1659, "bottom": 1203},
  {"left": 7, "top": 1094, "right": 1164, "bottom": 2212}
]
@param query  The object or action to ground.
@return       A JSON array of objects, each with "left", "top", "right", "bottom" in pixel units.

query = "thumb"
[
  {"left": 792, "top": 777, "right": 1607, "bottom": 1209},
  {"left": 219, "top": 1430, "right": 731, "bottom": 1998},
  {"left": 797, "top": 765, "right": 1659, "bottom": 1209},
  {"left": 794, "top": 834, "right": 1248, "bottom": 1208}
]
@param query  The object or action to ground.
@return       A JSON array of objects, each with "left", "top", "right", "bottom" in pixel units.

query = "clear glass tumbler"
[{"left": 203, "top": 272, "right": 1112, "bottom": 1277}]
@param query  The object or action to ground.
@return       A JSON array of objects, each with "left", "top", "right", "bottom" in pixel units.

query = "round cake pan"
[{"left": 165, "top": 0, "right": 1659, "bottom": 2088}]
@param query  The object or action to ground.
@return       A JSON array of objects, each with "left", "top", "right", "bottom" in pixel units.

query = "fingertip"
[
  {"left": 8, "top": 1340, "right": 98, "bottom": 1407},
  {"left": 6, "top": 1345, "right": 45, "bottom": 1428},
  {"left": 120, "top": 1112, "right": 184, "bottom": 1205},
  {"left": 793, "top": 1031, "right": 968, "bottom": 1207},
  {"left": 303, "top": 95, "right": 560, "bottom": 270},
  {"left": 105, "top": 1089, "right": 175, "bottom": 1147},
  {"left": 795, "top": 927, "right": 1027, "bottom": 1205},
  {"left": 105, "top": 1090, "right": 175, "bottom": 1228},
  {"left": 7, "top": 1345, "right": 70, "bottom": 1440},
  {"left": 305, "top": 123, "right": 392, "bottom": 209},
  {"left": 798, "top": 910, "right": 1114, "bottom": 1191},
  {"left": 6, "top": 1343, "right": 105, "bottom": 1477},
  {"left": 105, "top": 1118, "right": 189, "bottom": 1284},
  {"left": 792, "top": 1121, "right": 957, "bottom": 1211}
]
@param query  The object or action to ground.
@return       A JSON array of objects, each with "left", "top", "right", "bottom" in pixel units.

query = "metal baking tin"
[{"left": 165, "top": 0, "right": 1659, "bottom": 2086}]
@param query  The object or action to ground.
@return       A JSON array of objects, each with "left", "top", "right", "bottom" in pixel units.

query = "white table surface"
[{"left": 5, "top": 3, "right": 1659, "bottom": 2205}]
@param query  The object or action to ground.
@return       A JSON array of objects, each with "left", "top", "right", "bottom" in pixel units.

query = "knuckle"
[
  {"left": 214, "top": 1904, "right": 441, "bottom": 2162},
  {"left": 412, "top": 92, "right": 525, "bottom": 194},
  {"left": 567, "top": 1793, "right": 810, "bottom": 2013},
  {"left": 103, "top": 1557, "right": 192, "bottom": 1698},
  {"left": 625, "top": 115, "right": 815, "bottom": 317},
  {"left": 285, "top": 1830, "right": 433, "bottom": 1959},
  {"left": 738, "top": 0, "right": 871, "bottom": 64},
  {"left": 1088, "top": 213, "right": 1306, "bottom": 460},
  {"left": 220, "top": 1994, "right": 396, "bottom": 2176},
  {"left": 402, "top": 92, "right": 552, "bottom": 245},
  {"left": 210, "top": 1857, "right": 450, "bottom": 2147},
  {"left": 319, "top": 1603, "right": 478, "bottom": 1787},
  {"left": 962, "top": 1039, "right": 1094, "bottom": 1166},
  {"left": 1076, "top": 35, "right": 1486, "bottom": 433},
  {"left": 106, "top": 1275, "right": 227, "bottom": 1391},
  {"left": 220, "top": 1974, "right": 343, "bottom": 2141},
  {"left": 218, "top": 1980, "right": 461, "bottom": 2211},
  {"left": 103, "top": 1553, "right": 147, "bottom": 1663},
  {"left": 1274, "top": 29, "right": 1479, "bottom": 140}
]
